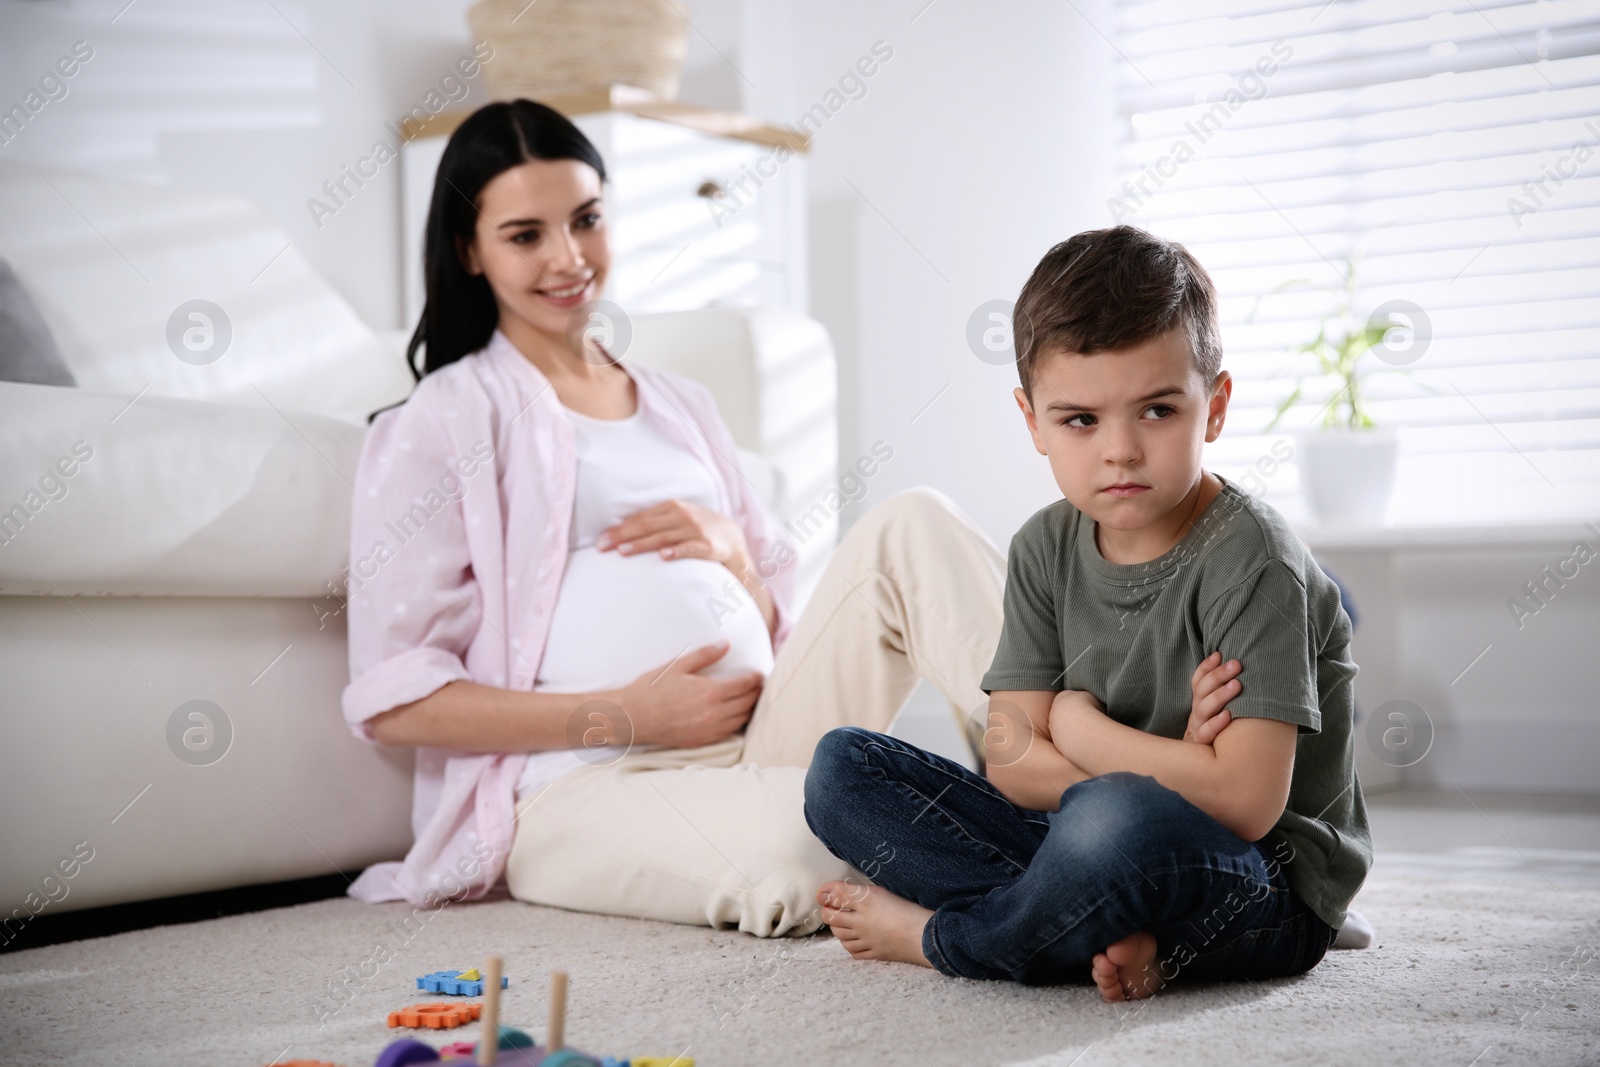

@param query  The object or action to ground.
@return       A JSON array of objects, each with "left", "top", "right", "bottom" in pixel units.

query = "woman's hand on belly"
[
  {"left": 608, "top": 639, "right": 765, "bottom": 749},
  {"left": 598, "top": 499, "right": 747, "bottom": 566},
  {"left": 596, "top": 498, "right": 780, "bottom": 639}
]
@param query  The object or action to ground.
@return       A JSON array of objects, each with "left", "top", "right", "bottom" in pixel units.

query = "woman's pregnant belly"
[{"left": 535, "top": 544, "right": 775, "bottom": 694}]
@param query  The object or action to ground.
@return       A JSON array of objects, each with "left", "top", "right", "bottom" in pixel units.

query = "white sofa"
[{"left": 0, "top": 162, "right": 838, "bottom": 915}]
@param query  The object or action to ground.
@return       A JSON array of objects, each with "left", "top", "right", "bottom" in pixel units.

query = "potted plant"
[{"left": 1256, "top": 253, "right": 1430, "bottom": 525}]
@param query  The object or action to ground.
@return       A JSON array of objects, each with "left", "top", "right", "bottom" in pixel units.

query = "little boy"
[{"left": 802, "top": 225, "right": 1372, "bottom": 998}]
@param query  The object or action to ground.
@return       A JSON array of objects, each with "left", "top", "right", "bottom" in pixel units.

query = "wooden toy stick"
[
  {"left": 477, "top": 955, "right": 503, "bottom": 1066},
  {"left": 547, "top": 969, "right": 568, "bottom": 1051}
]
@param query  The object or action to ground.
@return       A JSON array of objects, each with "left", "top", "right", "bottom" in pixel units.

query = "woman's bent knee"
[
  {"left": 845, "top": 486, "right": 964, "bottom": 548},
  {"left": 870, "top": 485, "right": 954, "bottom": 520}
]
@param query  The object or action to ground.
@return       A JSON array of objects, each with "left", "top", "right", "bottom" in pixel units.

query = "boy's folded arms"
[
  {"left": 986, "top": 646, "right": 1294, "bottom": 843},
  {"left": 982, "top": 688, "right": 1090, "bottom": 812},
  {"left": 1048, "top": 689, "right": 1296, "bottom": 843}
]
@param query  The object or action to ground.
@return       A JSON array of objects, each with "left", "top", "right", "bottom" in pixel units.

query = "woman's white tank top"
[{"left": 516, "top": 402, "right": 775, "bottom": 798}]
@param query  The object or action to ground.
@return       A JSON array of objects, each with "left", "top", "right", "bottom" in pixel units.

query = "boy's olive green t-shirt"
[{"left": 979, "top": 476, "right": 1372, "bottom": 930}]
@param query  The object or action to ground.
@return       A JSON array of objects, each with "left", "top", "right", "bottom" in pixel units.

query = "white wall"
[
  {"left": 741, "top": 0, "right": 1116, "bottom": 546},
  {"left": 731, "top": 0, "right": 1117, "bottom": 765},
  {"left": 0, "top": 0, "right": 746, "bottom": 331}
]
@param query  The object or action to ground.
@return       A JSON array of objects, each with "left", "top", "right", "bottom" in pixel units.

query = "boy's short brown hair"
[{"left": 1013, "top": 225, "right": 1223, "bottom": 399}]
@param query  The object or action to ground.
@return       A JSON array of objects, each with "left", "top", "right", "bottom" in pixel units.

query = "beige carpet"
[{"left": 2, "top": 865, "right": 1597, "bottom": 1066}]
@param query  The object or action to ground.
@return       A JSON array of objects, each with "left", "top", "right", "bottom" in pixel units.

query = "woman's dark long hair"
[{"left": 406, "top": 100, "right": 609, "bottom": 381}]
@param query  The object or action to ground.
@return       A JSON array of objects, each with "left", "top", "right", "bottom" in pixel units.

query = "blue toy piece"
[{"left": 416, "top": 969, "right": 511, "bottom": 997}]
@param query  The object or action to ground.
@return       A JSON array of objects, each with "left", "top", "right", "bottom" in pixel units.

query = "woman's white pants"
[{"left": 504, "top": 487, "right": 1006, "bottom": 937}]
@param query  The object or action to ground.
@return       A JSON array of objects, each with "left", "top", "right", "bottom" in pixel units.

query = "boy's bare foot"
[
  {"left": 817, "top": 880, "right": 935, "bottom": 969},
  {"left": 1092, "top": 930, "right": 1164, "bottom": 1002}
]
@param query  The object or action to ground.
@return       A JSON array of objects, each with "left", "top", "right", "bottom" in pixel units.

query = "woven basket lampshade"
[{"left": 468, "top": 0, "right": 691, "bottom": 102}]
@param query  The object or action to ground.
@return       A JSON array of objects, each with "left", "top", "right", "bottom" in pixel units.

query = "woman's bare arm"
[
  {"left": 368, "top": 681, "right": 601, "bottom": 751},
  {"left": 367, "top": 640, "right": 764, "bottom": 753}
]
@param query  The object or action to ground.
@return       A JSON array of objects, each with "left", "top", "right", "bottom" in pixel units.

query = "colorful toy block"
[
  {"left": 386, "top": 1002, "right": 484, "bottom": 1029},
  {"left": 374, "top": 958, "right": 694, "bottom": 1067},
  {"left": 418, "top": 969, "right": 511, "bottom": 997}
]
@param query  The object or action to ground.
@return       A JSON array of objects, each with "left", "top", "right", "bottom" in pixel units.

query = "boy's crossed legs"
[{"left": 803, "top": 727, "right": 1335, "bottom": 996}]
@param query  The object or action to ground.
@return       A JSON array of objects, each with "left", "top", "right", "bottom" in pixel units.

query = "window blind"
[
  {"left": 1110, "top": 0, "right": 1600, "bottom": 524},
  {"left": 0, "top": 0, "right": 320, "bottom": 182}
]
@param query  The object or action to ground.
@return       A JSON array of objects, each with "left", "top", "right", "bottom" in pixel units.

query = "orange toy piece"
[{"left": 385, "top": 1002, "right": 485, "bottom": 1029}]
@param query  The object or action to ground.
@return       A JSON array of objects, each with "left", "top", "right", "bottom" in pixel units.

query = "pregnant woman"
[{"left": 343, "top": 100, "right": 1007, "bottom": 936}]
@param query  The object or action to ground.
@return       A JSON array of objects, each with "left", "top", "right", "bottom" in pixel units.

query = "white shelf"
[{"left": 1296, "top": 518, "right": 1598, "bottom": 551}]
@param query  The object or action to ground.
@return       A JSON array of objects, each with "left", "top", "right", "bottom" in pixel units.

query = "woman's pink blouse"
[{"left": 341, "top": 331, "right": 797, "bottom": 905}]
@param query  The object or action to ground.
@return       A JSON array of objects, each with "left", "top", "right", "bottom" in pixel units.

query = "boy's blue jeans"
[{"left": 803, "top": 726, "right": 1336, "bottom": 986}]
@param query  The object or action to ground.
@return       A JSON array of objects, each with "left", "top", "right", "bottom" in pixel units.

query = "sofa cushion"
[
  {"left": 0, "top": 382, "right": 361, "bottom": 598},
  {"left": 0, "top": 162, "right": 412, "bottom": 424},
  {"left": 0, "top": 257, "right": 75, "bottom": 387}
]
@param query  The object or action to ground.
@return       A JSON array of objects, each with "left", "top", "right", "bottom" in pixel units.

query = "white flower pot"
[{"left": 1296, "top": 427, "right": 1399, "bottom": 525}]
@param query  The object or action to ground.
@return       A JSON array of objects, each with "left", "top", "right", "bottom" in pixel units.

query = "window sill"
[{"left": 1294, "top": 517, "right": 1598, "bottom": 551}]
